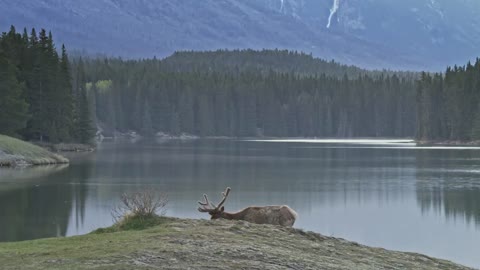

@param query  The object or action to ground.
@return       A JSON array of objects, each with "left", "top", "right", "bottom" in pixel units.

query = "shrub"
[{"left": 112, "top": 190, "right": 168, "bottom": 224}]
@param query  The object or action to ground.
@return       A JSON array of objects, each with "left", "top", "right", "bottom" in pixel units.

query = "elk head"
[{"left": 197, "top": 187, "right": 231, "bottom": 219}]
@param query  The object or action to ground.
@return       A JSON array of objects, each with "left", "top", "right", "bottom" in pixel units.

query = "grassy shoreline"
[
  {"left": 0, "top": 217, "right": 471, "bottom": 270},
  {"left": 0, "top": 135, "right": 69, "bottom": 167}
]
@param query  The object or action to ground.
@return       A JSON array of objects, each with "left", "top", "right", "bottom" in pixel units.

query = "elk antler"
[
  {"left": 197, "top": 187, "right": 231, "bottom": 213},
  {"left": 216, "top": 187, "right": 231, "bottom": 208},
  {"left": 197, "top": 194, "right": 215, "bottom": 212}
]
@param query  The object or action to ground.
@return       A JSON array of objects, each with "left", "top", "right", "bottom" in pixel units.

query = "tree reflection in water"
[
  {"left": 0, "top": 163, "right": 89, "bottom": 242},
  {"left": 416, "top": 150, "right": 480, "bottom": 227}
]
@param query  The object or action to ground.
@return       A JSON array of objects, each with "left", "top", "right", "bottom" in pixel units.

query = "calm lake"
[{"left": 1, "top": 139, "right": 480, "bottom": 268}]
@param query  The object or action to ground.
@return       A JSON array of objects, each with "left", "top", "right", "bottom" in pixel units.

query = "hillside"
[
  {"left": 162, "top": 50, "right": 419, "bottom": 79},
  {"left": 0, "top": 218, "right": 471, "bottom": 269},
  {"left": 1, "top": 0, "right": 479, "bottom": 70}
]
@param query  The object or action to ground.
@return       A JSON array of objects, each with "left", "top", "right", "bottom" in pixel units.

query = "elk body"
[{"left": 197, "top": 187, "right": 298, "bottom": 227}]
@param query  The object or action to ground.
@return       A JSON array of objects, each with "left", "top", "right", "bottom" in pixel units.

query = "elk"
[{"left": 197, "top": 187, "right": 298, "bottom": 227}]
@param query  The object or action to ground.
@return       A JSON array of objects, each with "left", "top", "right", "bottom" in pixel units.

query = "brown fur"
[
  {"left": 198, "top": 188, "right": 298, "bottom": 227},
  {"left": 213, "top": 205, "right": 298, "bottom": 227}
]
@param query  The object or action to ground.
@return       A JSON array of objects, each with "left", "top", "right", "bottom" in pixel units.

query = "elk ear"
[{"left": 220, "top": 206, "right": 225, "bottom": 212}]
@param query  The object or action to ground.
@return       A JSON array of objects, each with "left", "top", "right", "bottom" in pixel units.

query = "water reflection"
[
  {"left": 1, "top": 139, "right": 480, "bottom": 267},
  {"left": 415, "top": 150, "right": 480, "bottom": 227},
  {"left": 0, "top": 163, "right": 89, "bottom": 242}
]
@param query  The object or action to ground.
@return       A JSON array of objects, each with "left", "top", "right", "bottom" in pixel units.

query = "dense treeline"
[
  {"left": 0, "top": 26, "right": 93, "bottom": 143},
  {"left": 416, "top": 60, "right": 480, "bottom": 141},
  {"left": 12, "top": 24, "right": 480, "bottom": 140},
  {"left": 163, "top": 50, "right": 420, "bottom": 80},
  {"left": 77, "top": 57, "right": 416, "bottom": 137}
]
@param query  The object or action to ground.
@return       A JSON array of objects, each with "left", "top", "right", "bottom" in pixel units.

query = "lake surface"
[{"left": 1, "top": 139, "right": 480, "bottom": 268}]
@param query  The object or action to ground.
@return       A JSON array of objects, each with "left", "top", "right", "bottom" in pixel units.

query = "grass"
[
  {"left": 0, "top": 217, "right": 175, "bottom": 270},
  {"left": 93, "top": 214, "right": 169, "bottom": 233},
  {"left": 0, "top": 226, "right": 173, "bottom": 269},
  {"left": 0, "top": 134, "right": 69, "bottom": 166},
  {"left": 0, "top": 217, "right": 472, "bottom": 270}
]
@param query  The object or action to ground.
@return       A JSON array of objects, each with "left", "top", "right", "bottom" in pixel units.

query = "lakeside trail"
[{"left": 0, "top": 217, "right": 472, "bottom": 270}]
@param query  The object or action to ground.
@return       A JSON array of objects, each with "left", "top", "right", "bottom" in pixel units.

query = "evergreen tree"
[
  {"left": 471, "top": 105, "right": 480, "bottom": 140},
  {"left": 75, "top": 87, "right": 95, "bottom": 143},
  {"left": 0, "top": 50, "right": 29, "bottom": 136},
  {"left": 0, "top": 26, "right": 91, "bottom": 142},
  {"left": 73, "top": 51, "right": 419, "bottom": 138},
  {"left": 416, "top": 59, "right": 480, "bottom": 141},
  {"left": 55, "top": 44, "right": 74, "bottom": 141},
  {"left": 141, "top": 101, "right": 154, "bottom": 136}
]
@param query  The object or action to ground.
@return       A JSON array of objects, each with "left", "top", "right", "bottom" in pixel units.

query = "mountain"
[{"left": 1, "top": 0, "right": 479, "bottom": 70}]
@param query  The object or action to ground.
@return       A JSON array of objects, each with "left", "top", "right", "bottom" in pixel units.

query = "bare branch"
[{"left": 112, "top": 190, "right": 169, "bottom": 222}]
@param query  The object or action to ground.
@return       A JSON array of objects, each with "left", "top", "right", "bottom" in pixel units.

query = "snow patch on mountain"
[
  {"left": 327, "top": 0, "right": 340, "bottom": 28},
  {"left": 1, "top": 0, "right": 479, "bottom": 70}
]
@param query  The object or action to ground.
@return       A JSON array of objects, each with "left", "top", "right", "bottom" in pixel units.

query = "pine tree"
[
  {"left": 0, "top": 50, "right": 29, "bottom": 136},
  {"left": 24, "top": 28, "right": 49, "bottom": 141},
  {"left": 75, "top": 87, "right": 95, "bottom": 143},
  {"left": 55, "top": 44, "right": 74, "bottom": 141},
  {"left": 71, "top": 58, "right": 95, "bottom": 142},
  {"left": 471, "top": 105, "right": 480, "bottom": 140},
  {"left": 141, "top": 101, "right": 154, "bottom": 136},
  {"left": 179, "top": 90, "right": 195, "bottom": 134},
  {"left": 68, "top": 49, "right": 422, "bottom": 138},
  {"left": 0, "top": 26, "right": 91, "bottom": 142}
]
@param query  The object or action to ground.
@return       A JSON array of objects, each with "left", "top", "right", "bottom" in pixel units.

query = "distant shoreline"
[
  {"left": 416, "top": 140, "right": 480, "bottom": 146},
  {"left": 106, "top": 135, "right": 475, "bottom": 146},
  {"left": 34, "top": 142, "right": 95, "bottom": 153}
]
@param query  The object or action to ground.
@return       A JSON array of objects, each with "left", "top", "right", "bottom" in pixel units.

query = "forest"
[
  {"left": 416, "top": 60, "right": 480, "bottom": 141},
  {"left": 160, "top": 50, "right": 419, "bottom": 80},
  {"left": 0, "top": 26, "right": 93, "bottom": 143},
  {"left": 1, "top": 25, "right": 480, "bottom": 141},
  {"left": 78, "top": 54, "right": 416, "bottom": 138}
]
